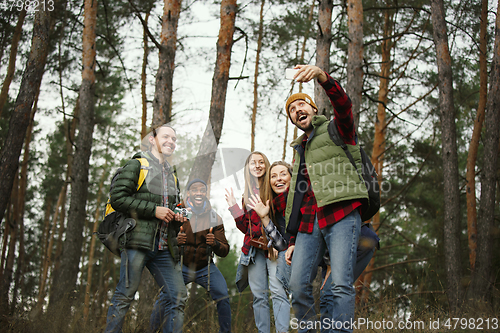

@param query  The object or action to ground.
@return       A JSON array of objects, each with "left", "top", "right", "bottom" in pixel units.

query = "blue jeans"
[
  {"left": 105, "top": 243, "right": 187, "bottom": 333},
  {"left": 247, "top": 249, "right": 290, "bottom": 333},
  {"left": 152, "top": 262, "right": 232, "bottom": 333},
  {"left": 290, "top": 211, "right": 361, "bottom": 333},
  {"left": 319, "top": 248, "right": 374, "bottom": 333}
]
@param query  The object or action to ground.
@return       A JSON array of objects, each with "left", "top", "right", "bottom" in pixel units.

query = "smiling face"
[
  {"left": 149, "top": 126, "right": 177, "bottom": 158},
  {"left": 249, "top": 153, "right": 266, "bottom": 179},
  {"left": 270, "top": 164, "right": 292, "bottom": 194},
  {"left": 188, "top": 182, "right": 207, "bottom": 208},
  {"left": 288, "top": 99, "right": 317, "bottom": 134}
]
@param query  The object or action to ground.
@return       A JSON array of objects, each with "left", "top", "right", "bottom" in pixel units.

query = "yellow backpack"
[{"left": 97, "top": 158, "right": 150, "bottom": 256}]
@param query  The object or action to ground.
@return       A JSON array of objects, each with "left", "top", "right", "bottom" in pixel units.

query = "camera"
[{"left": 174, "top": 207, "right": 192, "bottom": 220}]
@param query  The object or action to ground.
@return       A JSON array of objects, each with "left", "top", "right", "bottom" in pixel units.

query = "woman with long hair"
[{"left": 225, "top": 152, "right": 290, "bottom": 333}]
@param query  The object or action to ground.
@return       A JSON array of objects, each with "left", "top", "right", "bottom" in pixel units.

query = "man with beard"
[
  {"left": 153, "top": 178, "right": 231, "bottom": 333},
  {"left": 284, "top": 65, "right": 369, "bottom": 333},
  {"left": 105, "top": 124, "right": 188, "bottom": 333}
]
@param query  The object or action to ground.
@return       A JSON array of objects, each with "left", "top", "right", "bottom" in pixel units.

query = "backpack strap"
[
  {"left": 135, "top": 157, "right": 150, "bottom": 191},
  {"left": 327, "top": 120, "right": 363, "bottom": 181}
]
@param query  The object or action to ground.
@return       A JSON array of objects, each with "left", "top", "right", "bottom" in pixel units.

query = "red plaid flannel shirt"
[
  {"left": 285, "top": 73, "right": 362, "bottom": 245},
  {"left": 229, "top": 187, "right": 265, "bottom": 255}
]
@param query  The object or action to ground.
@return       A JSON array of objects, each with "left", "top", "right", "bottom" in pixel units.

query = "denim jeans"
[
  {"left": 105, "top": 241, "right": 187, "bottom": 333},
  {"left": 156, "top": 262, "right": 231, "bottom": 333},
  {"left": 319, "top": 248, "right": 374, "bottom": 333},
  {"left": 247, "top": 249, "right": 290, "bottom": 333},
  {"left": 290, "top": 211, "right": 361, "bottom": 333}
]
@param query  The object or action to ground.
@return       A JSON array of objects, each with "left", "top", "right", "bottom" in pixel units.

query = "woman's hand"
[
  {"left": 285, "top": 245, "right": 295, "bottom": 265},
  {"left": 247, "top": 194, "right": 270, "bottom": 218},
  {"left": 225, "top": 187, "right": 237, "bottom": 207},
  {"left": 268, "top": 247, "right": 278, "bottom": 261}
]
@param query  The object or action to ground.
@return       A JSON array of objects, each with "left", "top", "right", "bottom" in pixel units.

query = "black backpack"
[
  {"left": 327, "top": 120, "right": 381, "bottom": 222},
  {"left": 96, "top": 158, "right": 150, "bottom": 256}
]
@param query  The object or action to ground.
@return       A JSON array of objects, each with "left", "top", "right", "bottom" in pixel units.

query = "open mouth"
[
  {"left": 275, "top": 183, "right": 285, "bottom": 188},
  {"left": 298, "top": 114, "right": 307, "bottom": 122},
  {"left": 193, "top": 196, "right": 204, "bottom": 203},
  {"left": 163, "top": 144, "right": 174, "bottom": 152}
]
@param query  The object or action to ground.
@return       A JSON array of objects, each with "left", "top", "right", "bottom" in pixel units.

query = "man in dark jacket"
[
  {"left": 151, "top": 178, "right": 232, "bottom": 333},
  {"left": 105, "top": 125, "right": 188, "bottom": 333}
]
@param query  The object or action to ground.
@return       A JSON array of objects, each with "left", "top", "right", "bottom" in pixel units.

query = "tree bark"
[
  {"left": 314, "top": 0, "right": 333, "bottom": 119},
  {"left": 430, "top": 0, "right": 463, "bottom": 314},
  {"left": 9, "top": 94, "right": 36, "bottom": 313},
  {"left": 359, "top": 6, "right": 393, "bottom": 305},
  {"left": 0, "top": 4, "right": 56, "bottom": 224},
  {"left": 48, "top": 0, "right": 98, "bottom": 323},
  {"left": 142, "top": 12, "right": 150, "bottom": 139},
  {"left": 465, "top": 0, "right": 488, "bottom": 273},
  {"left": 346, "top": 0, "right": 364, "bottom": 130},
  {"left": 0, "top": 173, "right": 18, "bottom": 312},
  {"left": 470, "top": 0, "right": 500, "bottom": 303},
  {"left": 251, "top": 0, "right": 265, "bottom": 152},
  {"left": 83, "top": 164, "right": 107, "bottom": 323},
  {"left": 188, "top": 0, "right": 237, "bottom": 183},
  {"left": 0, "top": 8, "right": 26, "bottom": 119},
  {"left": 152, "top": 0, "right": 182, "bottom": 128}
]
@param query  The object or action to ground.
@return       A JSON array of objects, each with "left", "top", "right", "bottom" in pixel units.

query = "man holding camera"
[
  {"left": 284, "top": 65, "right": 369, "bottom": 333},
  {"left": 105, "top": 124, "right": 188, "bottom": 333}
]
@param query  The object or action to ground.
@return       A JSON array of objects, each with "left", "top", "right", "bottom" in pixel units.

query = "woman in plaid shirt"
[{"left": 225, "top": 152, "right": 290, "bottom": 333}]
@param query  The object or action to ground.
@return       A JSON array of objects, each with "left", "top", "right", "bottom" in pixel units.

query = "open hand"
[
  {"left": 225, "top": 187, "right": 237, "bottom": 207},
  {"left": 247, "top": 194, "right": 270, "bottom": 218}
]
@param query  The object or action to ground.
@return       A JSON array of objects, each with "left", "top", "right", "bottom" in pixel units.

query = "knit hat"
[
  {"left": 285, "top": 93, "right": 318, "bottom": 118},
  {"left": 187, "top": 178, "right": 207, "bottom": 191}
]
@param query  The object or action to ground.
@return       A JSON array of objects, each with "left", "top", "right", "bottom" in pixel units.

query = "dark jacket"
[
  {"left": 181, "top": 201, "right": 229, "bottom": 271},
  {"left": 110, "top": 151, "right": 182, "bottom": 260}
]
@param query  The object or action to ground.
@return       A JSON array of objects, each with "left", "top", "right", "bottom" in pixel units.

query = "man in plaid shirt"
[{"left": 284, "top": 65, "right": 369, "bottom": 333}]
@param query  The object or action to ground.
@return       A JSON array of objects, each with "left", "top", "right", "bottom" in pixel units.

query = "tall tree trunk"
[
  {"left": 0, "top": 174, "right": 18, "bottom": 313},
  {"left": 0, "top": 173, "right": 19, "bottom": 313},
  {"left": 0, "top": 3, "right": 56, "bottom": 224},
  {"left": 0, "top": 8, "right": 26, "bottom": 118},
  {"left": 152, "top": 0, "right": 182, "bottom": 128},
  {"left": 465, "top": 0, "right": 488, "bottom": 273},
  {"left": 430, "top": 0, "right": 463, "bottom": 314},
  {"left": 359, "top": 6, "right": 393, "bottom": 305},
  {"left": 83, "top": 164, "right": 107, "bottom": 323},
  {"left": 188, "top": 0, "right": 237, "bottom": 183},
  {"left": 142, "top": 12, "right": 150, "bottom": 139},
  {"left": 251, "top": 0, "right": 265, "bottom": 152},
  {"left": 314, "top": 0, "right": 333, "bottom": 119},
  {"left": 9, "top": 94, "right": 36, "bottom": 313},
  {"left": 35, "top": 186, "right": 65, "bottom": 314},
  {"left": 50, "top": 99, "right": 79, "bottom": 283},
  {"left": 470, "top": 0, "right": 500, "bottom": 303},
  {"left": 346, "top": 0, "right": 364, "bottom": 130},
  {"left": 0, "top": 210, "right": 10, "bottom": 285},
  {"left": 48, "top": 0, "right": 97, "bottom": 323}
]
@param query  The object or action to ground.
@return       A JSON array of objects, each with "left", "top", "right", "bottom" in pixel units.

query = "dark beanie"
[{"left": 187, "top": 178, "right": 207, "bottom": 190}]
